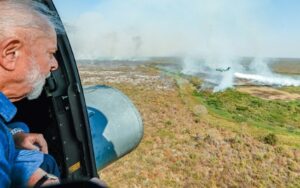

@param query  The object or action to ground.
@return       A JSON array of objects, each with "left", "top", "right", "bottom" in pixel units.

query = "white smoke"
[
  {"left": 180, "top": 57, "right": 300, "bottom": 91},
  {"left": 54, "top": 0, "right": 300, "bottom": 90},
  {"left": 182, "top": 57, "right": 204, "bottom": 75},
  {"left": 235, "top": 73, "right": 300, "bottom": 87},
  {"left": 248, "top": 57, "right": 272, "bottom": 76},
  {"left": 55, "top": 0, "right": 300, "bottom": 59},
  {"left": 213, "top": 69, "right": 235, "bottom": 92}
]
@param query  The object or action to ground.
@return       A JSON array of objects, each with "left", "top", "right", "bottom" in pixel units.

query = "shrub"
[
  {"left": 263, "top": 133, "right": 278, "bottom": 145},
  {"left": 165, "top": 120, "right": 172, "bottom": 126},
  {"left": 207, "top": 98, "right": 223, "bottom": 109},
  {"left": 232, "top": 114, "right": 247, "bottom": 122},
  {"left": 190, "top": 77, "right": 203, "bottom": 88},
  {"left": 235, "top": 105, "right": 248, "bottom": 111}
]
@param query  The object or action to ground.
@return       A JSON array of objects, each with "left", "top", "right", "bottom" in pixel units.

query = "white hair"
[{"left": 0, "top": 0, "right": 63, "bottom": 40}]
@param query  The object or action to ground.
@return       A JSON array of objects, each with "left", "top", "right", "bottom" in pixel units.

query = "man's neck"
[{"left": 0, "top": 74, "right": 28, "bottom": 102}]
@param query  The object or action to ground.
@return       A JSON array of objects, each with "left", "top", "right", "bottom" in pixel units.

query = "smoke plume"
[
  {"left": 59, "top": 0, "right": 300, "bottom": 59},
  {"left": 55, "top": 0, "right": 300, "bottom": 90}
]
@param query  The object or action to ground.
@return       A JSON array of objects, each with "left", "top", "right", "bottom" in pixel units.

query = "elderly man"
[{"left": 0, "top": 0, "right": 60, "bottom": 187}]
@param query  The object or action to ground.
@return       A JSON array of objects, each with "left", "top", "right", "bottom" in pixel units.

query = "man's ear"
[{"left": 0, "top": 37, "right": 23, "bottom": 71}]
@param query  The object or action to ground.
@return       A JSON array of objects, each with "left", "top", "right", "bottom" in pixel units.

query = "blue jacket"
[{"left": 0, "top": 93, "right": 43, "bottom": 188}]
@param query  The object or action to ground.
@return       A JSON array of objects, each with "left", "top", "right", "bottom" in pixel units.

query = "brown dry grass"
[{"left": 79, "top": 64, "right": 300, "bottom": 188}]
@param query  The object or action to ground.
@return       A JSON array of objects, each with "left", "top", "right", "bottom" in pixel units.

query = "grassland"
[
  {"left": 193, "top": 88, "right": 300, "bottom": 146},
  {"left": 271, "top": 60, "right": 300, "bottom": 75},
  {"left": 280, "top": 86, "right": 300, "bottom": 95},
  {"left": 79, "top": 64, "right": 300, "bottom": 187}
]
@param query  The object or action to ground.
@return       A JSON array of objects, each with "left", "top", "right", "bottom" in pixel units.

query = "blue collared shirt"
[
  {"left": 0, "top": 92, "right": 17, "bottom": 187},
  {"left": 0, "top": 92, "right": 43, "bottom": 188}
]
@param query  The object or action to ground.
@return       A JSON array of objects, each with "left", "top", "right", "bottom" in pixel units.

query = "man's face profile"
[
  {"left": 0, "top": 1, "right": 60, "bottom": 102},
  {"left": 22, "top": 30, "right": 58, "bottom": 100}
]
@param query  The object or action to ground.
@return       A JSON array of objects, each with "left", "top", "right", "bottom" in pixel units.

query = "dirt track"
[{"left": 237, "top": 86, "right": 300, "bottom": 100}]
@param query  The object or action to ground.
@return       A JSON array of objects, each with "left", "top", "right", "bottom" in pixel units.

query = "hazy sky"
[{"left": 54, "top": 0, "right": 300, "bottom": 59}]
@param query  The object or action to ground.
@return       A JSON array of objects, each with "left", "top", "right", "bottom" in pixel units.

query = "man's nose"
[{"left": 50, "top": 57, "right": 59, "bottom": 71}]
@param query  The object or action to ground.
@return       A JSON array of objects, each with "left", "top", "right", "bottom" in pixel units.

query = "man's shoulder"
[{"left": 0, "top": 92, "right": 17, "bottom": 123}]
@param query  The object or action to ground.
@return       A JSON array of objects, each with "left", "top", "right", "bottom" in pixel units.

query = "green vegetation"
[
  {"left": 194, "top": 88, "right": 300, "bottom": 133},
  {"left": 193, "top": 89, "right": 300, "bottom": 148},
  {"left": 280, "top": 86, "right": 300, "bottom": 94}
]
